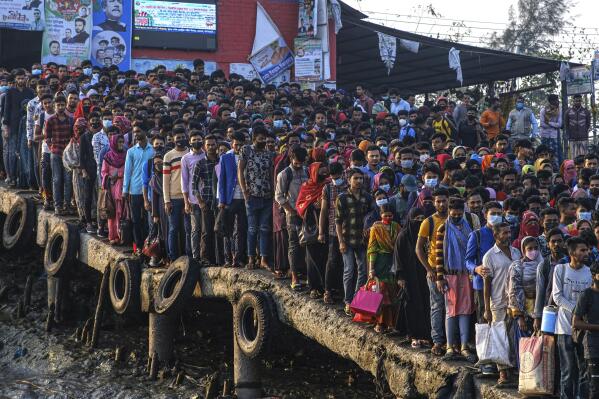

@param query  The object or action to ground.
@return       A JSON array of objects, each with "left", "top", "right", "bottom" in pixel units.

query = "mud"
[{"left": 0, "top": 253, "right": 378, "bottom": 399}]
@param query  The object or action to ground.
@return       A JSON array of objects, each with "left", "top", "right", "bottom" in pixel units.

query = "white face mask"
[
  {"left": 419, "top": 154, "right": 430, "bottom": 163},
  {"left": 333, "top": 178, "right": 344, "bottom": 186},
  {"left": 399, "top": 119, "right": 407, "bottom": 127}
]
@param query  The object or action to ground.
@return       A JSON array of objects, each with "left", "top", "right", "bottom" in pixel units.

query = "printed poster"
[
  {"left": 298, "top": 0, "right": 316, "bottom": 37},
  {"left": 41, "top": 0, "right": 92, "bottom": 67},
  {"left": 294, "top": 37, "right": 322, "bottom": 81},
  {"left": 132, "top": 58, "right": 216, "bottom": 74},
  {"left": 91, "top": 0, "right": 132, "bottom": 69},
  {"left": 249, "top": 37, "right": 294, "bottom": 84},
  {"left": 567, "top": 66, "right": 593, "bottom": 95},
  {"left": 0, "top": 0, "right": 45, "bottom": 31},
  {"left": 230, "top": 63, "right": 258, "bottom": 81}
]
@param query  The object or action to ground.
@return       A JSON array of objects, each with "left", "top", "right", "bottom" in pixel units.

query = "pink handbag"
[{"left": 350, "top": 280, "right": 383, "bottom": 317}]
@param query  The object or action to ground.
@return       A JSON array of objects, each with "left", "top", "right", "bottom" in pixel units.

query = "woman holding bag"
[
  {"left": 366, "top": 204, "right": 400, "bottom": 333},
  {"left": 101, "top": 134, "right": 126, "bottom": 245}
]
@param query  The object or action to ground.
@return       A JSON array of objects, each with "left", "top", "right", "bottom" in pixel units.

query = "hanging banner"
[
  {"left": 230, "top": 63, "right": 258, "bottom": 80},
  {"left": 298, "top": 0, "right": 316, "bottom": 37},
  {"left": 567, "top": 66, "right": 593, "bottom": 95},
  {"left": 91, "top": 0, "right": 132, "bottom": 69},
  {"left": 448, "top": 47, "right": 463, "bottom": 85},
  {"left": 249, "top": 3, "right": 293, "bottom": 84},
  {"left": 41, "top": 0, "right": 91, "bottom": 67},
  {"left": 294, "top": 37, "right": 322, "bottom": 81},
  {"left": 377, "top": 32, "right": 396, "bottom": 75},
  {"left": 0, "top": 0, "right": 45, "bottom": 30},
  {"left": 400, "top": 39, "right": 419, "bottom": 53}
]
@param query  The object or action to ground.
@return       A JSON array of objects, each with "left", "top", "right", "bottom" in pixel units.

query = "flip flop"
[{"left": 290, "top": 282, "right": 304, "bottom": 291}]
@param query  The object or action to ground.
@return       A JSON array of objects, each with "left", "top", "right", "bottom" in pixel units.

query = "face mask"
[
  {"left": 380, "top": 146, "right": 388, "bottom": 156},
  {"left": 102, "top": 120, "right": 112, "bottom": 129},
  {"left": 456, "top": 186, "right": 466, "bottom": 195},
  {"left": 32, "top": 69, "right": 42, "bottom": 76},
  {"left": 544, "top": 222, "right": 558, "bottom": 232},
  {"left": 451, "top": 216, "right": 463, "bottom": 224},
  {"left": 505, "top": 214, "right": 518, "bottom": 224},
  {"left": 419, "top": 154, "right": 429, "bottom": 163},
  {"left": 83, "top": 68, "right": 92, "bottom": 76},
  {"left": 424, "top": 178, "right": 437, "bottom": 188},
  {"left": 390, "top": 98, "right": 398, "bottom": 103},
  {"left": 333, "top": 178, "right": 344, "bottom": 186},
  {"left": 208, "top": 100, "right": 216, "bottom": 108},
  {"left": 376, "top": 198, "right": 388, "bottom": 207},
  {"left": 526, "top": 249, "right": 539, "bottom": 260},
  {"left": 578, "top": 211, "right": 592, "bottom": 221},
  {"left": 399, "top": 119, "right": 407, "bottom": 127},
  {"left": 329, "top": 132, "right": 336, "bottom": 141},
  {"left": 282, "top": 106, "right": 291, "bottom": 115},
  {"left": 83, "top": 105, "right": 91, "bottom": 113},
  {"left": 401, "top": 159, "right": 413, "bottom": 169},
  {"left": 467, "top": 115, "right": 476, "bottom": 120},
  {"left": 382, "top": 216, "right": 393, "bottom": 225},
  {"left": 516, "top": 102, "right": 524, "bottom": 110},
  {"left": 188, "top": 94, "right": 197, "bottom": 101},
  {"left": 273, "top": 120, "right": 284, "bottom": 129},
  {"left": 255, "top": 141, "right": 266, "bottom": 150},
  {"left": 191, "top": 141, "right": 202, "bottom": 150},
  {"left": 175, "top": 139, "right": 188, "bottom": 148},
  {"left": 154, "top": 145, "right": 164, "bottom": 153},
  {"left": 591, "top": 188, "right": 599, "bottom": 197},
  {"left": 0, "top": 86, "right": 8, "bottom": 93},
  {"left": 379, "top": 184, "right": 390, "bottom": 193},
  {"left": 488, "top": 214, "right": 503, "bottom": 226},
  {"left": 117, "top": 78, "right": 125, "bottom": 84}
]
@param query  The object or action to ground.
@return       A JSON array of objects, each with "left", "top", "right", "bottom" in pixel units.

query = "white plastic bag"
[{"left": 475, "top": 321, "right": 512, "bottom": 367}]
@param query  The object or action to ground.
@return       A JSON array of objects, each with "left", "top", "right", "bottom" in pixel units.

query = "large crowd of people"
[{"left": 2, "top": 58, "right": 599, "bottom": 396}]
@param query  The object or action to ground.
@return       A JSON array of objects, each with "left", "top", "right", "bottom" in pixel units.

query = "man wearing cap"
[{"left": 391, "top": 174, "right": 418, "bottom": 225}]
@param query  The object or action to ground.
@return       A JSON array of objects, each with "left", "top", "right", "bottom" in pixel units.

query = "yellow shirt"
[
  {"left": 433, "top": 118, "right": 453, "bottom": 139},
  {"left": 418, "top": 213, "right": 447, "bottom": 267}
]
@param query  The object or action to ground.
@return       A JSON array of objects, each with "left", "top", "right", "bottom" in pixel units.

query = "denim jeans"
[
  {"left": 245, "top": 196, "right": 272, "bottom": 257},
  {"left": 341, "top": 246, "right": 366, "bottom": 304},
  {"left": 427, "top": 279, "right": 446, "bottom": 345},
  {"left": 3, "top": 132, "right": 17, "bottom": 181},
  {"left": 50, "top": 153, "right": 72, "bottom": 209},
  {"left": 589, "top": 359, "right": 599, "bottom": 399},
  {"left": 223, "top": 199, "right": 247, "bottom": 265},
  {"left": 557, "top": 334, "right": 588, "bottom": 399},
  {"left": 167, "top": 198, "right": 191, "bottom": 260}
]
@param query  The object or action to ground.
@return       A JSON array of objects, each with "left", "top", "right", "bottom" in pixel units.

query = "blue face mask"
[
  {"left": 379, "top": 184, "right": 390, "bottom": 193},
  {"left": 282, "top": 106, "right": 291, "bottom": 115},
  {"left": 333, "top": 178, "right": 344, "bottom": 186},
  {"left": 380, "top": 146, "right": 388, "bottom": 156},
  {"left": 31, "top": 69, "right": 42, "bottom": 76},
  {"left": 376, "top": 198, "right": 388, "bottom": 207},
  {"left": 329, "top": 132, "right": 336, "bottom": 141},
  {"left": 83, "top": 68, "right": 92, "bottom": 76},
  {"left": 578, "top": 211, "right": 592, "bottom": 221},
  {"left": 117, "top": 78, "right": 125, "bottom": 84},
  {"left": 505, "top": 214, "right": 518, "bottom": 224},
  {"left": 188, "top": 94, "right": 196, "bottom": 101},
  {"left": 102, "top": 120, "right": 113, "bottom": 129},
  {"left": 424, "top": 178, "right": 437, "bottom": 188},
  {"left": 401, "top": 159, "right": 414, "bottom": 169},
  {"left": 273, "top": 120, "right": 284, "bottom": 129},
  {"left": 0, "top": 86, "right": 8, "bottom": 93},
  {"left": 208, "top": 100, "right": 216, "bottom": 108},
  {"left": 516, "top": 102, "right": 524, "bottom": 110},
  {"left": 488, "top": 214, "right": 503, "bottom": 226}
]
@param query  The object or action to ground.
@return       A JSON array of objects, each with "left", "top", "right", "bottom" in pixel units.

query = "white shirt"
[
  {"left": 482, "top": 244, "right": 521, "bottom": 311},
  {"left": 552, "top": 263, "right": 592, "bottom": 335}
]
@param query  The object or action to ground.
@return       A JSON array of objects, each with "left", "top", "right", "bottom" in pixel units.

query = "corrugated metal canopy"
[{"left": 337, "top": 2, "right": 571, "bottom": 94}]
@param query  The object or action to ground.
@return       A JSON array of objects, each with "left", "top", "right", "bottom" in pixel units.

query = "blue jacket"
[
  {"left": 218, "top": 150, "right": 239, "bottom": 206},
  {"left": 123, "top": 143, "right": 154, "bottom": 195},
  {"left": 465, "top": 225, "right": 495, "bottom": 291}
]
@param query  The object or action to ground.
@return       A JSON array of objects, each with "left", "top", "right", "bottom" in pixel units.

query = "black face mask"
[
  {"left": 544, "top": 222, "right": 558, "bottom": 232},
  {"left": 83, "top": 105, "right": 91, "bottom": 113},
  {"left": 154, "top": 145, "right": 164, "bottom": 153},
  {"left": 591, "top": 188, "right": 599, "bottom": 197},
  {"left": 191, "top": 142, "right": 202, "bottom": 150},
  {"left": 175, "top": 139, "right": 188, "bottom": 148},
  {"left": 255, "top": 141, "right": 266, "bottom": 150},
  {"left": 165, "top": 142, "right": 175, "bottom": 150},
  {"left": 451, "top": 216, "right": 463, "bottom": 225},
  {"left": 467, "top": 115, "right": 476, "bottom": 120}
]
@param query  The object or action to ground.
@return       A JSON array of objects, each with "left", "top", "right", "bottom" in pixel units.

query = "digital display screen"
[{"left": 133, "top": 0, "right": 216, "bottom": 50}]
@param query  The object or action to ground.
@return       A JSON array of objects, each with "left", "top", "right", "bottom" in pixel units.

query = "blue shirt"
[
  {"left": 465, "top": 225, "right": 495, "bottom": 290},
  {"left": 123, "top": 143, "right": 154, "bottom": 195}
]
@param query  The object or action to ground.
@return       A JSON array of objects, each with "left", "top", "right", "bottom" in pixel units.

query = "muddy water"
[{"left": 0, "top": 254, "right": 378, "bottom": 399}]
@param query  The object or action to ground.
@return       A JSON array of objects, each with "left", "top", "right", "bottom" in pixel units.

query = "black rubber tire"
[
  {"left": 2, "top": 197, "right": 35, "bottom": 251},
  {"left": 109, "top": 259, "right": 141, "bottom": 315},
  {"left": 44, "top": 223, "right": 79, "bottom": 276},
  {"left": 234, "top": 290, "right": 274, "bottom": 359},
  {"left": 154, "top": 257, "right": 201, "bottom": 315}
]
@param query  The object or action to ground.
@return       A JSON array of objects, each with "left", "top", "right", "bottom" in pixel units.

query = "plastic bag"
[{"left": 475, "top": 321, "right": 512, "bottom": 367}]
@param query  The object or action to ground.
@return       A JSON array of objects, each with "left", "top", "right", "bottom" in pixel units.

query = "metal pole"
[
  {"left": 561, "top": 81, "right": 569, "bottom": 160},
  {"left": 591, "top": 60, "right": 597, "bottom": 144}
]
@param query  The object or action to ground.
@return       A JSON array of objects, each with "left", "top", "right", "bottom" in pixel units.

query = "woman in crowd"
[{"left": 101, "top": 134, "right": 126, "bottom": 245}]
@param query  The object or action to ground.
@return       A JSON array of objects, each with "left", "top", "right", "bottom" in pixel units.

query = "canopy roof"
[{"left": 337, "top": 2, "right": 569, "bottom": 94}]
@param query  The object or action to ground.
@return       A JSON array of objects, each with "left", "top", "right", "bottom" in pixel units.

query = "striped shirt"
[{"left": 162, "top": 148, "right": 189, "bottom": 202}]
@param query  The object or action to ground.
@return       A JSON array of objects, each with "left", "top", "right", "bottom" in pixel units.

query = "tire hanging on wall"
[
  {"left": 2, "top": 196, "right": 35, "bottom": 251},
  {"left": 109, "top": 259, "right": 141, "bottom": 315},
  {"left": 44, "top": 222, "right": 79, "bottom": 276},
  {"left": 233, "top": 290, "right": 275, "bottom": 359},
  {"left": 154, "top": 257, "right": 201, "bottom": 315}
]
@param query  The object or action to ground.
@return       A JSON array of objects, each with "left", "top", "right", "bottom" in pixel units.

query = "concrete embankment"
[{"left": 0, "top": 185, "right": 519, "bottom": 398}]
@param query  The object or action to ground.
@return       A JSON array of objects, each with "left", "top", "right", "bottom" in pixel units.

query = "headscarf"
[
  {"left": 415, "top": 187, "right": 435, "bottom": 217},
  {"left": 103, "top": 134, "right": 126, "bottom": 168},
  {"left": 72, "top": 117, "right": 88, "bottom": 144},
  {"left": 516, "top": 236, "right": 544, "bottom": 303},
  {"left": 436, "top": 153, "right": 451, "bottom": 171},
  {"left": 512, "top": 210, "right": 540, "bottom": 249},
  {"left": 560, "top": 159, "right": 577, "bottom": 187},
  {"left": 522, "top": 164, "right": 536, "bottom": 175},
  {"left": 166, "top": 86, "right": 182, "bottom": 102},
  {"left": 373, "top": 166, "right": 396, "bottom": 191},
  {"left": 296, "top": 162, "right": 328, "bottom": 219},
  {"left": 451, "top": 146, "right": 466, "bottom": 159},
  {"left": 481, "top": 154, "right": 494, "bottom": 172},
  {"left": 405, "top": 207, "right": 425, "bottom": 242},
  {"left": 73, "top": 98, "right": 92, "bottom": 121},
  {"left": 113, "top": 115, "right": 132, "bottom": 135},
  {"left": 311, "top": 148, "right": 326, "bottom": 163}
]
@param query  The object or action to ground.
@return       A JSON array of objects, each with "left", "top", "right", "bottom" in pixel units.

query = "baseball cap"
[{"left": 401, "top": 175, "right": 418, "bottom": 192}]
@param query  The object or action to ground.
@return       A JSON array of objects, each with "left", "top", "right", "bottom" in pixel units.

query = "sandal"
[
  {"left": 431, "top": 344, "right": 445, "bottom": 356},
  {"left": 309, "top": 290, "right": 322, "bottom": 299},
  {"left": 344, "top": 304, "right": 352, "bottom": 316},
  {"left": 273, "top": 270, "right": 288, "bottom": 279},
  {"left": 443, "top": 348, "right": 458, "bottom": 360},
  {"left": 290, "top": 281, "right": 304, "bottom": 291},
  {"left": 461, "top": 349, "right": 477, "bottom": 364},
  {"left": 323, "top": 291, "right": 334, "bottom": 304},
  {"left": 411, "top": 339, "right": 422, "bottom": 349},
  {"left": 374, "top": 324, "right": 384, "bottom": 333}
]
